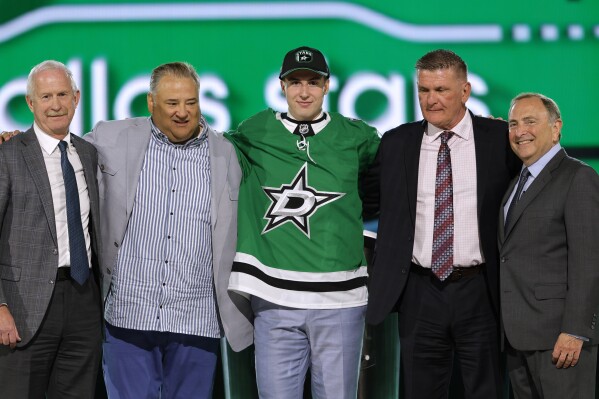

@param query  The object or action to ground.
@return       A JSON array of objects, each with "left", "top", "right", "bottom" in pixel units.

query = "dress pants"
[
  {"left": 397, "top": 267, "right": 501, "bottom": 399},
  {"left": 506, "top": 341, "right": 597, "bottom": 399},
  {"left": 103, "top": 323, "right": 220, "bottom": 399},
  {"left": 0, "top": 276, "right": 102, "bottom": 399},
  {"left": 251, "top": 296, "right": 366, "bottom": 399}
]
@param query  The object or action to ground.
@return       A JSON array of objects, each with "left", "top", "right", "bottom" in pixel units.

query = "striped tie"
[{"left": 432, "top": 131, "right": 454, "bottom": 281}]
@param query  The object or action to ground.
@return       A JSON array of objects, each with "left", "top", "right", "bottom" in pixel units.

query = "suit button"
[
  {"left": 106, "top": 268, "right": 111, "bottom": 275},
  {"left": 407, "top": 236, "right": 412, "bottom": 241},
  {"left": 114, "top": 242, "right": 119, "bottom": 248},
  {"left": 401, "top": 268, "right": 407, "bottom": 274},
  {"left": 52, "top": 248, "right": 58, "bottom": 255},
  {"left": 49, "top": 279, "right": 54, "bottom": 284},
  {"left": 501, "top": 257, "right": 506, "bottom": 263},
  {"left": 100, "top": 164, "right": 105, "bottom": 171}
]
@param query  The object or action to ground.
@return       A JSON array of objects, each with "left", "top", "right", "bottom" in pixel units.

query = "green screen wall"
[{"left": 1, "top": 0, "right": 598, "bottom": 166}]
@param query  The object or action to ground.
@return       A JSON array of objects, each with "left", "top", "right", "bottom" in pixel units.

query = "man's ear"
[
  {"left": 552, "top": 118, "right": 563, "bottom": 143},
  {"left": 26, "top": 95, "right": 34, "bottom": 113},
  {"left": 280, "top": 80, "right": 286, "bottom": 95},
  {"left": 147, "top": 92, "right": 154, "bottom": 114}
]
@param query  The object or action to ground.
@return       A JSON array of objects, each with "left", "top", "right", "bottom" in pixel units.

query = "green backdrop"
[
  {"left": 1, "top": 0, "right": 598, "bottom": 170},
  {"left": 2, "top": 2, "right": 597, "bottom": 398}
]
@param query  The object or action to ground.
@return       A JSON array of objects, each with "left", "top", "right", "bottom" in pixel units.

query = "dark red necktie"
[{"left": 432, "top": 131, "right": 454, "bottom": 281}]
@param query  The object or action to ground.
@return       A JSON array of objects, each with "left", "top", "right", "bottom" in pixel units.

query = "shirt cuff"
[{"left": 566, "top": 333, "right": 589, "bottom": 342}]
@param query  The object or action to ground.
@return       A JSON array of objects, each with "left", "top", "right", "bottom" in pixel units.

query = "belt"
[
  {"left": 410, "top": 262, "right": 484, "bottom": 282},
  {"left": 56, "top": 267, "right": 71, "bottom": 281}
]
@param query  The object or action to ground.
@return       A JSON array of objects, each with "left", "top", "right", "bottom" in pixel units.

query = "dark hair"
[{"left": 416, "top": 49, "right": 468, "bottom": 80}]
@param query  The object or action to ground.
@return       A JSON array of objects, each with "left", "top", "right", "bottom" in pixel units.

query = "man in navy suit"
[{"left": 366, "top": 49, "right": 521, "bottom": 399}]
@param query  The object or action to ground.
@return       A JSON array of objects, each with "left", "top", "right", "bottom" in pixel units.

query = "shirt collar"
[
  {"left": 149, "top": 116, "right": 209, "bottom": 148},
  {"left": 33, "top": 122, "right": 73, "bottom": 155},
  {"left": 424, "top": 109, "right": 472, "bottom": 143},
  {"left": 525, "top": 143, "right": 562, "bottom": 178},
  {"left": 276, "top": 110, "right": 329, "bottom": 135}
]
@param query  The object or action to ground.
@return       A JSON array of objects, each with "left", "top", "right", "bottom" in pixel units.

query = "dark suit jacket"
[
  {"left": 366, "top": 112, "right": 521, "bottom": 325},
  {"left": 0, "top": 128, "right": 101, "bottom": 347},
  {"left": 499, "top": 149, "right": 599, "bottom": 350}
]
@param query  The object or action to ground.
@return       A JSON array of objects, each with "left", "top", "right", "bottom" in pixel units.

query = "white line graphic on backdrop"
[{"left": 0, "top": 2, "right": 502, "bottom": 44}]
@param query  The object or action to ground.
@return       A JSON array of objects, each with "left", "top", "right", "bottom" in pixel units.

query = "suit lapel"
[
  {"left": 208, "top": 128, "right": 226, "bottom": 229},
  {"left": 499, "top": 174, "right": 518, "bottom": 244},
  {"left": 20, "top": 129, "right": 58, "bottom": 246},
  {"left": 73, "top": 135, "right": 100, "bottom": 250},
  {"left": 503, "top": 149, "right": 566, "bottom": 239},
  {"left": 73, "top": 135, "right": 98, "bottom": 207},
  {"left": 406, "top": 122, "right": 425, "bottom": 224},
  {"left": 124, "top": 122, "right": 152, "bottom": 216},
  {"left": 472, "top": 114, "right": 493, "bottom": 219}
]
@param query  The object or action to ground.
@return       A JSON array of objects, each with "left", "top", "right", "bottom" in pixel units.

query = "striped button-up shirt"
[{"left": 105, "top": 118, "right": 219, "bottom": 338}]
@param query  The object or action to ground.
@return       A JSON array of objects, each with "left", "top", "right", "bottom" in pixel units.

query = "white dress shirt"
[
  {"left": 412, "top": 111, "right": 484, "bottom": 268},
  {"left": 33, "top": 123, "right": 92, "bottom": 269}
]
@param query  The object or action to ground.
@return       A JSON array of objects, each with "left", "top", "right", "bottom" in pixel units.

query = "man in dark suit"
[
  {"left": 0, "top": 61, "right": 102, "bottom": 398},
  {"left": 500, "top": 93, "right": 599, "bottom": 398},
  {"left": 365, "top": 49, "right": 521, "bottom": 399}
]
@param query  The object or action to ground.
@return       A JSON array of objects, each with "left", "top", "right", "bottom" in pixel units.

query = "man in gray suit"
[
  {"left": 0, "top": 61, "right": 102, "bottom": 398},
  {"left": 84, "top": 62, "right": 252, "bottom": 398},
  {"left": 500, "top": 92, "right": 599, "bottom": 398},
  {"left": 1, "top": 62, "right": 253, "bottom": 398}
]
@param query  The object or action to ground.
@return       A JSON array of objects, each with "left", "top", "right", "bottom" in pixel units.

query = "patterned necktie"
[
  {"left": 432, "top": 131, "right": 454, "bottom": 281},
  {"left": 58, "top": 141, "right": 89, "bottom": 285},
  {"left": 504, "top": 167, "right": 530, "bottom": 231}
]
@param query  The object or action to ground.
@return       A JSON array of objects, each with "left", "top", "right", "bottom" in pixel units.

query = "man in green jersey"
[{"left": 226, "top": 46, "right": 380, "bottom": 399}]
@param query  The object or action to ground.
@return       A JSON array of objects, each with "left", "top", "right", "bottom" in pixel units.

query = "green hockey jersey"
[{"left": 226, "top": 109, "right": 379, "bottom": 309}]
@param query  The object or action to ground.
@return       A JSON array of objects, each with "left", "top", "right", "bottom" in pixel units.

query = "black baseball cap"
[{"left": 279, "top": 46, "right": 330, "bottom": 80}]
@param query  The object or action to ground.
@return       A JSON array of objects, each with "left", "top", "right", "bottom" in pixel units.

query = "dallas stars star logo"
[{"left": 262, "top": 163, "right": 344, "bottom": 237}]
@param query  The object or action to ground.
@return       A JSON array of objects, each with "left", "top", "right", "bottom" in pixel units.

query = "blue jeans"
[{"left": 102, "top": 323, "right": 219, "bottom": 399}]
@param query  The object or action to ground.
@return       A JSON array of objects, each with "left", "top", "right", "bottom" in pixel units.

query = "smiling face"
[
  {"left": 147, "top": 74, "right": 200, "bottom": 143},
  {"left": 508, "top": 96, "right": 562, "bottom": 166},
  {"left": 281, "top": 70, "right": 329, "bottom": 121},
  {"left": 26, "top": 68, "right": 80, "bottom": 139},
  {"left": 417, "top": 67, "right": 471, "bottom": 131}
]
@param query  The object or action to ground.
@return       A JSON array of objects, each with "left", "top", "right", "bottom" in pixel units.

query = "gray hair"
[
  {"left": 27, "top": 60, "right": 78, "bottom": 97},
  {"left": 510, "top": 92, "right": 562, "bottom": 123},
  {"left": 149, "top": 62, "right": 200, "bottom": 96},
  {"left": 416, "top": 49, "right": 468, "bottom": 81}
]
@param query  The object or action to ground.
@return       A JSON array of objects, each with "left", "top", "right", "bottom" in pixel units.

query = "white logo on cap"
[{"left": 296, "top": 50, "right": 313, "bottom": 63}]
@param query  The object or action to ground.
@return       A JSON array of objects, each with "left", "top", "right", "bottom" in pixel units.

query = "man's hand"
[
  {"left": 0, "top": 305, "right": 21, "bottom": 349},
  {"left": 551, "top": 333, "right": 583, "bottom": 368},
  {"left": 0, "top": 130, "right": 20, "bottom": 143}
]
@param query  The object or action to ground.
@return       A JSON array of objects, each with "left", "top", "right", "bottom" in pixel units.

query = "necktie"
[
  {"left": 504, "top": 167, "right": 530, "bottom": 230},
  {"left": 432, "top": 131, "right": 454, "bottom": 281},
  {"left": 58, "top": 141, "right": 89, "bottom": 285}
]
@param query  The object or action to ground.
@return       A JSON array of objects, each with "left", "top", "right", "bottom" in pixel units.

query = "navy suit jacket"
[{"left": 366, "top": 112, "right": 521, "bottom": 325}]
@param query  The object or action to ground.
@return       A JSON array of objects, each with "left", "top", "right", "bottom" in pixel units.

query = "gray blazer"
[
  {"left": 0, "top": 128, "right": 101, "bottom": 347},
  {"left": 498, "top": 149, "right": 599, "bottom": 351},
  {"left": 85, "top": 117, "right": 253, "bottom": 352}
]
